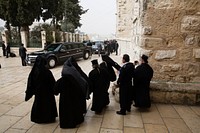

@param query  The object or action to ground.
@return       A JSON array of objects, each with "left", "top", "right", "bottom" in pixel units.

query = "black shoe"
[
  {"left": 126, "top": 109, "right": 131, "bottom": 112},
  {"left": 116, "top": 111, "right": 126, "bottom": 115},
  {"left": 95, "top": 111, "right": 102, "bottom": 115}
]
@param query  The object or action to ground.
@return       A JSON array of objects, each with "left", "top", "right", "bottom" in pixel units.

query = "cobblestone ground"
[{"left": 0, "top": 54, "right": 200, "bottom": 133}]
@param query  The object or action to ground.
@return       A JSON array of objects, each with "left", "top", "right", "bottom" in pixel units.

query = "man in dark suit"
[
  {"left": 6, "top": 42, "right": 10, "bottom": 58},
  {"left": 1, "top": 41, "right": 6, "bottom": 56},
  {"left": 19, "top": 43, "right": 27, "bottom": 66},
  {"left": 116, "top": 54, "right": 135, "bottom": 115}
]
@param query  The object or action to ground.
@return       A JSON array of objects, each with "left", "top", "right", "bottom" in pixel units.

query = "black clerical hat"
[
  {"left": 91, "top": 59, "right": 98, "bottom": 65},
  {"left": 141, "top": 54, "right": 148, "bottom": 63}
]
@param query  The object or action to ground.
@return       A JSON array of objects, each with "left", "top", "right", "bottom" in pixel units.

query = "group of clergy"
[{"left": 25, "top": 53, "right": 153, "bottom": 128}]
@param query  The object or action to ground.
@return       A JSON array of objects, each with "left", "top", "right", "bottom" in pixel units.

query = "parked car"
[
  {"left": 26, "top": 42, "right": 92, "bottom": 68},
  {"left": 92, "top": 41, "right": 105, "bottom": 54}
]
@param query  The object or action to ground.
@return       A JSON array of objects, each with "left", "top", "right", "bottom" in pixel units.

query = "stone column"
[
  {"left": 1, "top": 31, "right": 7, "bottom": 45},
  {"left": 60, "top": 31, "right": 64, "bottom": 42},
  {"left": 72, "top": 33, "right": 75, "bottom": 42},
  {"left": 75, "top": 34, "right": 79, "bottom": 42},
  {"left": 69, "top": 33, "right": 72, "bottom": 42},
  {"left": 52, "top": 31, "right": 56, "bottom": 43},
  {"left": 65, "top": 32, "right": 69, "bottom": 42},
  {"left": 41, "top": 31, "right": 46, "bottom": 49},
  {"left": 20, "top": 30, "right": 28, "bottom": 48},
  {"left": 79, "top": 34, "right": 84, "bottom": 42}
]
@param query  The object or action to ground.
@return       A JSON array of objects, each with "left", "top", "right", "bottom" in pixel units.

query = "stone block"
[
  {"left": 166, "top": 92, "right": 196, "bottom": 105},
  {"left": 185, "top": 35, "right": 200, "bottom": 46},
  {"left": 193, "top": 49, "right": 200, "bottom": 59},
  {"left": 141, "top": 37, "right": 163, "bottom": 48},
  {"left": 161, "top": 64, "right": 182, "bottom": 72},
  {"left": 155, "top": 50, "right": 176, "bottom": 60},
  {"left": 143, "top": 27, "right": 152, "bottom": 35},
  {"left": 150, "top": 82, "right": 200, "bottom": 105},
  {"left": 179, "top": 48, "right": 193, "bottom": 61},
  {"left": 181, "top": 16, "right": 200, "bottom": 33},
  {"left": 150, "top": 91, "right": 167, "bottom": 103},
  {"left": 183, "top": 62, "right": 200, "bottom": 76},
  {"left": 154, "top": 0, "right": 174, "bottom": 9}
]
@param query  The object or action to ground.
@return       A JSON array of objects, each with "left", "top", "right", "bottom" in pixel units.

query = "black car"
[
  {"left": 92, "top": 41, "right": 105, "bottom": 54},
  {"left": 26, "top": 42, "right": 92, "bottom": 68}
]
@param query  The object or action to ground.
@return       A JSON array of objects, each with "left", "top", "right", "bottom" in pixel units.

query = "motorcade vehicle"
[
  {"left": 26, "top": 42, "right": 92, "bottom": 68},
  {"left": 92, "top": 41, "right": 105, "bottom": 54}
]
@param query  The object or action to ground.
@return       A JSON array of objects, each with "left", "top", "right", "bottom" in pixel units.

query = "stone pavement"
[{"left": 0, "top": 54, "right": 200, "bottom": 133}]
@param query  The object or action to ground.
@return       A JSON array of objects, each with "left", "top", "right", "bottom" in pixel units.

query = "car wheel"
[
  {"left": 47, "top": 57, "right": 57, "bottom": 68},
  {"left": 83, "top": 51, "right": 90, "bottom": 60}
]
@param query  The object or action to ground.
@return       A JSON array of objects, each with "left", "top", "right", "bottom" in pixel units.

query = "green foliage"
[
  {"left": 40, "top": 23, "right": 54, "bottom": 44},
  {"left": 62, "top": 0, "right": 88, "bottom": 32},
  {"left": 42, "top": 0, "right": 64, "bottom": 28},
  {"left": 0, "top": 0, "right": 87, "bottom": 37},
  {"left": 10, "top": 27, "right": 21, "bottom": 47},
  {"left": 16, "top": 0, "right": 41, "bottom": 26},
  {"left": 55, "top": 31, "right": 62, "bottom": 42},
  {"left": 0, "top": 0, "right": 8, "bottom": 21},
  {"left": 29, "top": 30, "right": 42, "bottom": 48}
]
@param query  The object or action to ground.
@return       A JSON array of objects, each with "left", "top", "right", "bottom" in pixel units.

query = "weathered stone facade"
[{"left": 116, "top": 0, "right": 200, "bottom": 105}]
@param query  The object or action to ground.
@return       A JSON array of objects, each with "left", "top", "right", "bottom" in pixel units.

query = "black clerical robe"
[
  {"left": 133, "top": 63, "right": 154, "bottom": 108},
  {"left": 89, "top": 67, "right": 110, "bottom": 113},
  {"left": 25, "top": 56, "right": 58, "bottom": 123},
  {"left": 54, "top": 75, "right": 85, "bottom": 128}
]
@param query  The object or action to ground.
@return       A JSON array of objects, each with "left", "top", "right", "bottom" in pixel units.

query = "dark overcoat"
[{"left": 117, "top": 62, "right": 135, "bottom": 112}]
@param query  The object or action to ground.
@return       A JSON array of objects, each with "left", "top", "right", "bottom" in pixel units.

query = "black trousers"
[
  {"left": 21, "top": 56, "right": 26, "bottom": 66},
  {"left": 119, "top": 86, "right": 133, "bottom": 112}
]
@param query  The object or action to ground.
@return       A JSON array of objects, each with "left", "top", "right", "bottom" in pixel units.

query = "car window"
[
  {"left": 61, "top": 45, "right": 67, "bottom": 51},
  {"left": 45, "top": 43, "right": 61, "bottom": 51},
  {"left": 79, "top": 43, "right": 85, "bottom": 48},
  {"left": 65, "top": 44, "right": 72, "bottom": 50},
  {"left": 71, "top": 43, "right": 79, "bottom": 49}
]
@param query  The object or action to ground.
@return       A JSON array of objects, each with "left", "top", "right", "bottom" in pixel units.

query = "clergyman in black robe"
[
  {"left": 70, "top": 57, "right": 90, "bottom": 100},
  {"left": 25, "top": 55, "right": 58, "bottom": 123},
  {"left": 101, "top": 54, "right": 121, "bottom": 82},
  {"left": 54, "top": 58, "right": 87, "bottom": 128},
  {"left": 116, "top": 54, "right": 135, "bottom": 115},
  {"left": 89, "top": 59, "right": 110, "bottom": 114},
  {"left": 133, "top": 54, "right": 154, "bottom": 108}
]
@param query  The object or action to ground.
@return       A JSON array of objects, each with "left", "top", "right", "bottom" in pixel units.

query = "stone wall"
[
  {"left": 116, "top": 0, "right": 134, "bottom": 38},
  {"left": 116, "top": 0, "right": 200, "bottom": 83},
  {"left": 142, "top": 0, "right": 200, "bottom": 83},
  {"left": 116, "top": 0, "right": 200, "bottom": 104}
]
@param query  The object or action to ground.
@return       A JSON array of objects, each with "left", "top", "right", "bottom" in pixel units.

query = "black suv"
[{"left": 26, "top": 42, "right": 92, "bottom": 68}]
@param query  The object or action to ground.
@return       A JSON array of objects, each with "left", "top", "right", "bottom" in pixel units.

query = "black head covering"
[
  {"left": 31, "top": 55, "right": 47, "bottom": 78},
  {"left": 91, "top": 59, "right": 98, "bottom": 66},
  {"left": 141, "top": 54, "right": 148, "bottom": 63},
  {"left": 35, "top": 55, "right": 47, "bottom": 68},
  {"left": 62, "top": 58, "right": 89, "bottom": 99},
  {"left": 69, "top": 56, "right": 78, "bottom": 67},
  {"left": 25, "top": 55, "right": 48, "bottom": 101},
  {"left": 101, "top": 54, "right": 121, "bottom": 70}
]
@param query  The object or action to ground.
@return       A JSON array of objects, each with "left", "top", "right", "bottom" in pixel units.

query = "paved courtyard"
[{"left": 0, "top": 54, "right": 200, "bottom": 133}]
